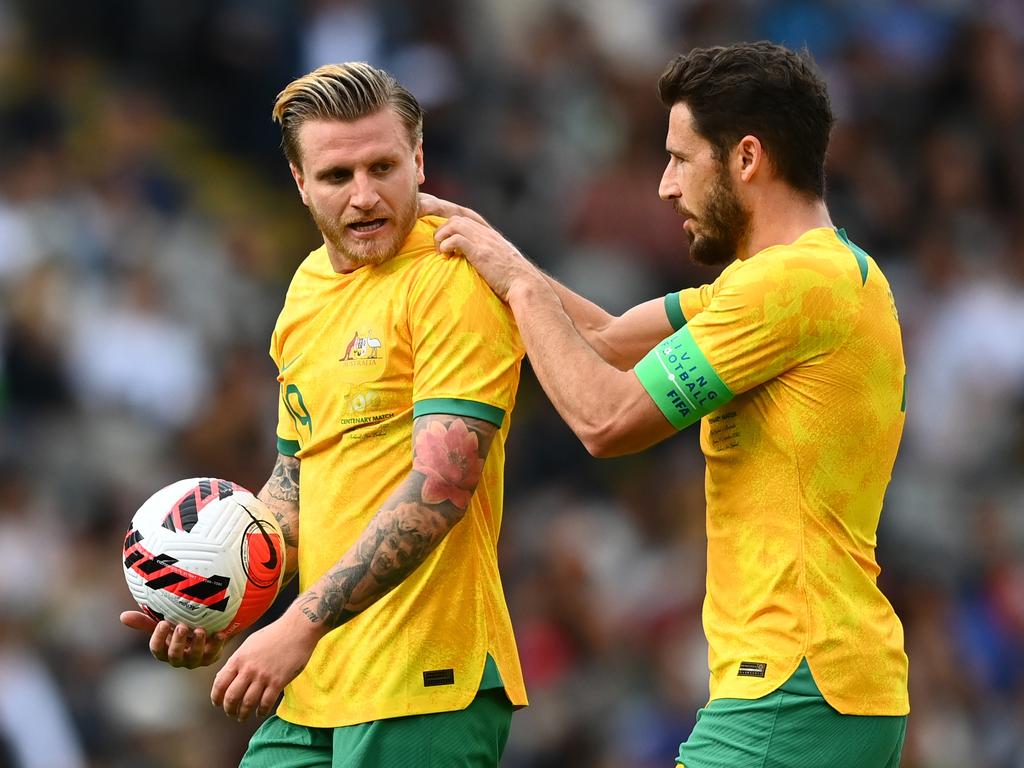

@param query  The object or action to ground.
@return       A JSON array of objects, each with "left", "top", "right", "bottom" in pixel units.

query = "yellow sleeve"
[
  {"left": 408, "top": 256, "right": 524, "bottom": 426},
  {"left": 675, "top": 284, "right": 713, "bottom": 326},
  {"left": 405, "top": 257, "right": 524, "bottom": 428},
  {"left": 673, "top": 260, "right": 743, "bottom": 327},
  {"left": 685, "top": 254, "right": 856, "bottom": 395}
]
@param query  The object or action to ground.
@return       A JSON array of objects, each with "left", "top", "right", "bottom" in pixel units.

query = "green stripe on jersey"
[
  {"left": 836, "top": 228, "right": 869, "bottom": 285},
  {"left": 413, "top": 398, "right": 506, "bottom": 427},
  {"left": 634, "top": 327, "right": 733, "bottom": 430},
  {"left": 664, "top": 292, "right": 687, "bottom": 331},
  {"left": 277, "top": 437, "right": 301, "bottom": 457}
]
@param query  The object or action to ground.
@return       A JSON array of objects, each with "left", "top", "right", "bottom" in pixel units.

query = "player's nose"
[
  {"left": 658, "top": 162, "right": 680, "bottom": 201},
  {"left": 349, "top": 172, "right": 381, "bottom": 210}
]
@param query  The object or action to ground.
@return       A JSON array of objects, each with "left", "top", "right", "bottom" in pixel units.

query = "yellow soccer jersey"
[
  {"left": 637, "top": 227, "right": 908, "bottom": 715},
  {"left": 270, "top": 216, "right": 527, "bottom": 727}
]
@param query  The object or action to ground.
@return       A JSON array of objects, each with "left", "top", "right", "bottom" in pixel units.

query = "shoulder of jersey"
[
  {"left": 408, "top": 215, "right": 485, "bottom": 281},
  {"left": 736, "top": 229, "right": 853, "bottom": 284},
  {"left": 418, "top": 213, "right": 448, "bottom": 232},
  {"left": 278, "top": 247, "right": 334, "bottom": 303},
  {"left": 294, "top": 245, "right": 334, "bottom": 279}
]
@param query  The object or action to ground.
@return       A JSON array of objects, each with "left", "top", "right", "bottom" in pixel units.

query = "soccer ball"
[{"left": 122, "top": 478, "right": 285, "bottom": 637}]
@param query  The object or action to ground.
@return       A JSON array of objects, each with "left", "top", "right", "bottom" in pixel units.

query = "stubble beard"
[
  {"left": 310, "top": 183, "right": 420, "bottom": 267},
  {"left": 686, "top": 168, "right": 750, "bottom": 267}
]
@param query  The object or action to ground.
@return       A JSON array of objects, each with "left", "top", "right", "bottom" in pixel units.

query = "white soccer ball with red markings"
[{"left": 122, "top": 478, "right": 285, "bottom": 637}]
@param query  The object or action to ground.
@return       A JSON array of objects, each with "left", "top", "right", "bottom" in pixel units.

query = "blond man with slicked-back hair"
[
  {"left": 123, "top": 61, "right": 527, "bottom": 768},
  {"left": 272, "top": 62, "right": 423, "bottom": 166}
]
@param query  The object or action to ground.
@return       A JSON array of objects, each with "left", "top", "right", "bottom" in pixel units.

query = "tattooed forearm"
[
  {"left": 294, "top": 414, "right": 497, "bottom": 630},
  {"left": 295, "top": 489, "right": 451, "bottom": 627},
  {"left": 258, "top": 453, "right": 300, "bottom": 585},
  {"left": 265, "top": 454, "right": 300, "bottom": 503}
]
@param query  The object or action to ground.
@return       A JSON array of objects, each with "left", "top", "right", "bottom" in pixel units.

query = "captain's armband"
[{"left": 633, "top": 327, "right": 733, "bottom": 430}]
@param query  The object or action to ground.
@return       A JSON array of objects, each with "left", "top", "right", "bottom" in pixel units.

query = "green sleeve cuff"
[
  {"left": 634, "top": 326, "right": 733, "bottom": 430},
  {"left": 664, "top": 292, "right": 686, "bottom": 331},
  {"left": 277, "top": 437, "right": 301, "bottom": 457},
  {"left": 413, "top": 398, "right": 506, "bottom": 427}
]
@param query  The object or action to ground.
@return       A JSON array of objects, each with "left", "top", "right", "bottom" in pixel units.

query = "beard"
[
  {"left": 309, "top": 181, "right": 420, "bottom": 267},
  {"left": 684, "top": 167, "right": 750, "bottom": 267}
]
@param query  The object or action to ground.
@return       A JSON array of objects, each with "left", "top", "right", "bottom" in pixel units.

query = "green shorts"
[
  {"left": 677, "top": 660, "right": 907, "bottom": 768},
  {"left": 240, "top": 689, "right": 513, "bottom": 768}
]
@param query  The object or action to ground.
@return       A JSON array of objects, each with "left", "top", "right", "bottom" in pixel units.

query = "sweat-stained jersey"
[
  {"left": 270, "top": 216, "right": 527, "bottom": 728},
  {"left": 651, "top": 227, "right": 908, "bottom": 716}
]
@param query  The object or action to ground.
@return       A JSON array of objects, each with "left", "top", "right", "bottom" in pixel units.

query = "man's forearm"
[
  {"left": 258, "top": 455, "right": 301, "bottom": 586},
  {"left": 543, "top": 273, "right": 614, "bottom": 345},
  {"left": 506, "top": 277, "right": 645, "bottom": 452},
  {"left": 291, "top": 413, "right": 494, "bottom": 633},
  {"left": 544, "top": 274, "right": 674, "bottom": 371},
  {"left": 292, "top": 471, "right": 461, "bottom": 631}
]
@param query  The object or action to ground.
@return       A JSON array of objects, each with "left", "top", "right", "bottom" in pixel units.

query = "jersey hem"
[
  {"left": 277, "top": 679, "right": 529, "bottom": 729},
  {"left": 707, "top": 686, "right": 909, "bottom": 716},
  {"left": 709, "top": 661, "right": 910, "bottom": 717}
]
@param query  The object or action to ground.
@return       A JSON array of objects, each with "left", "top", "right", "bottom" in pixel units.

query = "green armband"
[{"left": 633, "top": 327, "right": 733, "bottom": 430}]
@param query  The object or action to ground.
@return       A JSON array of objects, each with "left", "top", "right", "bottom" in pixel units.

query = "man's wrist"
[
  {"left": 507, "top": 272, "right": 552, "bottom": 312},
  {"left": 287, "top": 596, "right": 332, "bottom": 642}
]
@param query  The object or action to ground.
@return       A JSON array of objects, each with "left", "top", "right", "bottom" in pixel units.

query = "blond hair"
[{"left": 272, "top": 62, "right": 423, "bottom": 167}]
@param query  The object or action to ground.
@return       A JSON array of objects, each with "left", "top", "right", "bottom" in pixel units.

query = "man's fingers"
[
  {"left": 119, "top": 611, "right": 158, "bottom": 633},
  {"left": 211, "top": 660, "right": 236, "bottom": 708},
  {"left": 434, "top": 217, "right": 459, "bottom": 247},
  {"left": 435, "top": 215, "right": 484, "bottom": 242},
  {"left": 182, "top": 628, "right": 207, "bottom": 669},
  {"left": 436, "top": 232, "right": 470, "bottom": 257},
  {"left": 436, "top": 217, "right": 486, "bottom": 256},
  {"left": 219, "top": 670, "right": 254, "bottom": 720},
  {"left": 149, "top": 621, "right": 175, "bottom": 661},
  {"left": 256, "top": 686, "right": 281, "bottom": 719},
  {"left": 418, "top": 192, "right": 457, "bottom": 217},
  {"left": 419, "top": 193, "right": 488, "bottom": 225},
  {"left": 236, "top": 680, "right": 267, "bottom": 722},
  {"left": 124, "top": 614, "right": 221, "bottom": 669},
  {"left": 165, "top": 624, "right": 194, "bottom": 667}
]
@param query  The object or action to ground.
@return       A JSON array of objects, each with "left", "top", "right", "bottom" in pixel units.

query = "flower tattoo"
[{"left": 413, "top": 419, "right": 485, "bottom": 509}]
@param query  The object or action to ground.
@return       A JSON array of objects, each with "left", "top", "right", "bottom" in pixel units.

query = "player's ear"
[
  {"left": 414, "top": 141, "right": 425, "bottom": 186},
  {"left": 735, "top": 135, "right": 763, "bottom": 183},
  {"left": 289, "top": 162, "right": 310, "bottom": 206}
]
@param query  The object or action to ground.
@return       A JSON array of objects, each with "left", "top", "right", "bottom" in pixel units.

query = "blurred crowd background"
[{"left": 1, "top": 0, "right": 1023, "bottom": 766}]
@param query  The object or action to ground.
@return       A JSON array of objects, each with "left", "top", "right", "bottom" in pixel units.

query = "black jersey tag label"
[
  {"left": 423, "top": 668, "right": 455, "bottom": 687},
  {"left": 738, "top": 661, "right": 767, "bottom": 678}
]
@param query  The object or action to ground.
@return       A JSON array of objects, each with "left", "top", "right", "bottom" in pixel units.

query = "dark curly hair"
[{"left": 658, "top": 42, "right": 834, "bottom": 198}]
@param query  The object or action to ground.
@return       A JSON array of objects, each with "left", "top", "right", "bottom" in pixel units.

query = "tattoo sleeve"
[
  {"left": 258, "top": 453, "right": 301, "bottom": 586},
  {"left": 293, "top": 414, "right": 497, "bottom": 629}
]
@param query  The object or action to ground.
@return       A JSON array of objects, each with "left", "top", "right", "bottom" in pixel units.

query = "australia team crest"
[{"left": 337, "top": 329, "right": 387, "bottom": 382}]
